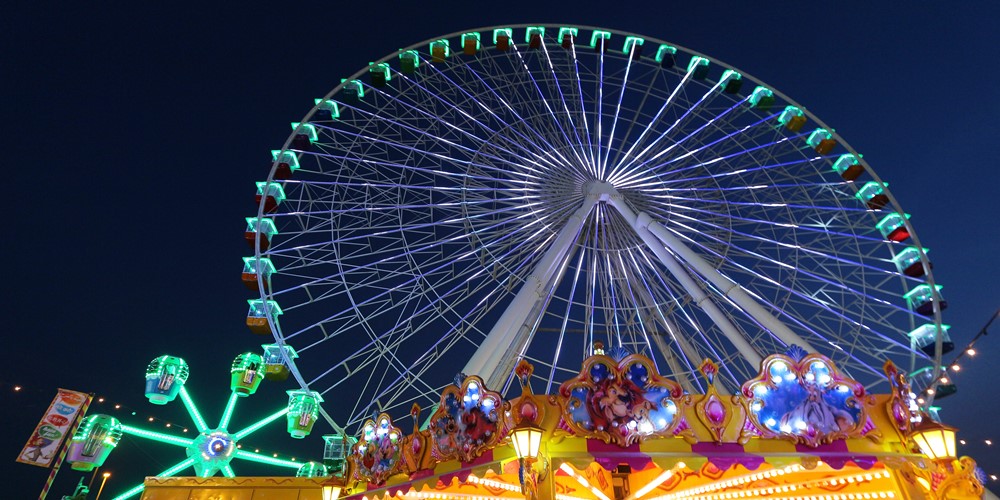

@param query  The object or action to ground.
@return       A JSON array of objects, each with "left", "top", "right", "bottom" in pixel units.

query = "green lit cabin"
[
  {"left": 908, "top": 323, "right": 954, "bottom": 357},
  {"left": 246, "top": 298, "right": 282, "bottom": 335},
  {"left": 493, "top": 29, "right": 512, "bottom": 52},
  {"left": 241, "top": 256, "right": 275, "bottom": 292},
  {"left": 339, "top": 79, "right": 364, "bottom": 104},
  {"left": 312, "top": 99, "right": 339, "bottom": 121},
  {"left": 749, "top": 86, "right": 775, "bottom": 110},
  {"left": 892, "top": 247, "right": 930, "bottom": 278},
  {"left": 244, "top": 217, "right": 277, "bottom": 252},
  {"left": 399, "top": 50, "right": 420, "bottom": 74},
  {"left": 526, "top": 26, "right": 545, "bottom": 49},
  {"left": 558, "top": 27, "right": 577, "bottom": 49},
  {"left": 290, "top": 122, "right": 317, "bottom": 151},
  {"left": 144, "top": 355, "right": 190, "bottom": 405},
  {"left": 807, "top": 128, "right": 837, "bottom": 155},
  {"left": 369, "top": 62, "right": 390, "bottom": 88},
  {"left": 429, "top": 39, "right": 449, "bottom": 62},
  {"left": 261, "top": 343, "right": 298, "bottom": 381},
  {"left": 461, "top": 32, "right": 480, "bottom": 56},
  {"left": 67, "top": 415, "right": 122, "bottom": 471},
  {"left": 255, "top": 181, "right": 285, "bottom": 213},
  {"left": 655, "top": 44, "right": 677, "bottom": 68},
  {"left": 832, "top": 153, "right": 865, "bottom": 181},
  {"left": 295, "top": 461, "right": 329, "bottom": 478},
  {"left": 876, "top": 212, "right": 911, "bottom": 242},
  {"left": 286, "top": 390, "right": 323, "bottom": 439},
  {"left": 271, "top": 150, "right": 299, "bottom": 180},
  {"left": 720, "top": 70, "right": 743, "bottom": 94},
  {"left": 688, "top": 56, "right": 709, "bottom": 80},
  {"left": 855, "top": 181, "right": 890, "bottom": 210},
  {"left": 591, "top": 30, "right": 610, "bottom": 53},
  {"left": 778, "top": 106, "right": 806, "bottom": 132},
  {"left": 904, "top": 284, "right": 947, "bottom": 316},
  {"left": 623, "top": 36, "right": 644, "bottom": 60},
  {"left": 322, "top": 433, "right": 357, "bottom": 474},
  {"left": 230, "top": 352, "right": 264, "bottom": 396}
]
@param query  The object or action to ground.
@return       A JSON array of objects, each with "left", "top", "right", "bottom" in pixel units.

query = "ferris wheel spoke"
[
  {"left": 607, "top": 65, "right": 722, "bottom": 182},
  {"left": 509, "top": 40, "right": 591, "bottom": 173},
  {"left": 372, "top": 73, "right": 566, "bottom": 175},
  {"left": 429, "top": 56, "right": 578, "bottom": 171},
  {"left": 597, "top": 40, "right": 639, "bottom": 177},
  {"left": 275, "top": 200, "right": 578, "bottom": 334}
]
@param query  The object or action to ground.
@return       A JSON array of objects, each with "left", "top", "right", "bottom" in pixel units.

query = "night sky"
[{"left": 4, "top": 3, "right": 998, "bottom": 498}]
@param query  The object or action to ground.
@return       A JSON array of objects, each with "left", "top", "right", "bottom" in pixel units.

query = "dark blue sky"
[{"left": 4, "top": 3, "right": 998, "bottom": 498}]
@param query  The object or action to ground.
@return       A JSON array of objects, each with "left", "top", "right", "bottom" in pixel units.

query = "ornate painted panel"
[
  {"left": 741, "top": 347, "right": 879, "bottom": 447},
  {"left": 429, "top": 375, "right": 503, "bottom": 462},
  {"left": 558, "top": 354, "right": 687, "bottom": 447},
  {"left": 349, "top": 413, "right": 403, "bottom": 485}
]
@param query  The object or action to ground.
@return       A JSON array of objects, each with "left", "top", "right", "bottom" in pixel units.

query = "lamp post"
[
  {"left": 94, "top": 472, "right": 111, "bottom": 500},
  {"left": 511, "top": 420, "right": 544, "bottom": 499},
  {"left": 322, "top": 485, "right": 342, "bottom": 500},
  {"left": 904, "top": 417, "right": 983, "bottom": 499}
]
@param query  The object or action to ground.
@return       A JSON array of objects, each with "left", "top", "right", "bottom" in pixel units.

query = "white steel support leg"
[
  {"left": 463, "top": 194, "right": 599, "bottom": 389},
  {"left": 605, "top": 195, "right": 764, "bottom": 368},
  {"left": 606, "top": 191, "right": 818, "bottom": 356}
]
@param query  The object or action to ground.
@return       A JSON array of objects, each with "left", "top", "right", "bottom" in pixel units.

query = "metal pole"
[
  {"left": 95, "top": 473, "right": 111, "bottom": 500},
  {"left": 38, "top": 394, "right": 94, "bottom": 500}
]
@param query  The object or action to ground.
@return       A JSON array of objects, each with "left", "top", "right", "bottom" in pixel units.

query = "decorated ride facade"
[{"left": 300, "top": 347, "right": 983, "bottom": 500}]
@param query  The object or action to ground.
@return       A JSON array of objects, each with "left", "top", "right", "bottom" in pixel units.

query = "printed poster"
[{"left": 17, "top": 388, "right": 91, "bottom": 467}]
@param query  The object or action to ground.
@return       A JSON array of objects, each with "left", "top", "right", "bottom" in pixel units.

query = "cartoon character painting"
[{"left": 430, "top": 376, "right": 502, "bottom": 462}]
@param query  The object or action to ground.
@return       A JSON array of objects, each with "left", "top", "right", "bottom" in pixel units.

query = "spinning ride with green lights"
[{"left": 69, "top": 353, "right": 324, "bottom": 500}]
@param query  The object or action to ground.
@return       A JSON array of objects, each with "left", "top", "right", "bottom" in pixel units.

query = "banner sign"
[{"left": 17, "top": 389, "right": 91, "bottom": 468}]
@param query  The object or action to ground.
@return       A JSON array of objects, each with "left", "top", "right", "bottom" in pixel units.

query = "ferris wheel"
[{"left": 243, "top": 25, "right": 949, "bottom": 435}]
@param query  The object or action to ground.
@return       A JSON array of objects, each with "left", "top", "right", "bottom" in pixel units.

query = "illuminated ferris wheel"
[{"left": 242, "top": 25, "right": 949, "bottom": 435}]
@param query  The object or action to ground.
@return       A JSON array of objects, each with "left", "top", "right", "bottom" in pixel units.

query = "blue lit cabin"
[
  {"left": 623, "top": 36, "right": 644, "bottom": 60},
  {"left": 244, "top": 217, "right": 277, "bottom": 251},
  {"left": 461, "top": 32, "right": 480, "bottom": 56},
  {"left": 591, "top": 30, "right": 610, "bottom": 53},
  {"left": 526, "top": 26, "right": 545, "bottom": 49},
  {"left": 369, "top": 63, "right": 390, "bottom": 88},
  {"left": 807, "top": 129, "right": 837, "bottom": 155},
  {"left": 312, "top": 99, "right": 339, "bottom": 121},
  {"left": 655, "top": 44, "right": 677, "bottom": 68},
  {"left": 340, "top": 79, "right": 364, "bottom": 104},
  {"left": 904, "top": 284, "right": 947, "bottom": 316},
  {"left": 271, "top": 150, "right": 299, "bottom": 180},
  {"left": 876, "top": 212, "right": 911, "bottom": 242},
  {"left": 242, "top": 256, "right": 275, "bottom": 291},
  {"left": 322, "top": 434, "right": 358, "bottom": 473},
  {"left": 855, "top": 181, "right": 890, "bottom": 210},
  {"left": 778, "top": 106, "right": 807, "bottom": 132},
  {"left": 246, "top": 299, "right": 283, "bottom": 335},
  {"left": 230, "top": 352, "right": 264, "bottom": 396},
  {"left": 748, "top": 86, "right": 775, "bottom": 111},
  {"left": 290, "top": 122, "right": 317, "bottom": 151},
  {"left": 892, "top": 247, "right": 931, "bottom": 278},
  {"left": 720, "top": 70, "right": 743, "bottom": 95},
  {"left": 144, "top": 355, "right": 190, "bottom": 405},
  {"left": 832, "top": 153, "right": 864, "bottom": 181},
  {"left": 399, "top": 50, "right": 420, "bottom": 74},
  {"left": 493, "top": 29, "right": 512, "bottom": 52},
  {"left": 908, "top": 323, "right": 954, "bottom": 356},
  {"left": 558, "top": 27, "right": 577, "bottom": 49},
  {"left": 255, "top": 181, "right": 286, "bottom": 213},
  {"left": 429, "top": 39, "right": 449, "bottom": 63},
  {"left": 261, "top": 343, "right": 298, "bottom": 381}
]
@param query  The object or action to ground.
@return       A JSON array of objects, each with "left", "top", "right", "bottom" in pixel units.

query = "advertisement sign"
[{"left": 17, "top": 389, "right": 91, "bottom": 468}]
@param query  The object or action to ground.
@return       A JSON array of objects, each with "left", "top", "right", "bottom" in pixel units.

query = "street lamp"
[
  {"left": 511, "top": 421, "right": 543, "bottom": 461},
  {"left": 909, "top": 418, "right": 957, "bottom": 461},
  {"left": 95, "top": 472, "right": 111, "bottom": 500},
  {"left": 322, "top": 485, "right": 342, "bottom": 500}
]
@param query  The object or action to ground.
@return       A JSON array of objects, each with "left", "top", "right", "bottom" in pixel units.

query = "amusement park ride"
[{"left": 61, "top": 24, "right": 989, "bottom": 500}]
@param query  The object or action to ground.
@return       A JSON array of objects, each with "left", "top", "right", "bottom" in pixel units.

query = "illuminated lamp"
[
  {"left": 322, "top": 485, "right": 342, "bottom": 500},
  {"left": 909, "top": 418, "right": 957, "bottom": 461},
  {"left": 511, "top": 420, "right": 543, "bottom": 460}
]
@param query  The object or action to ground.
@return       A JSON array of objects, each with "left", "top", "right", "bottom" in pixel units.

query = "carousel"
[{"left": 139, "top": 344, "right": 984, "bottom": 500}]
